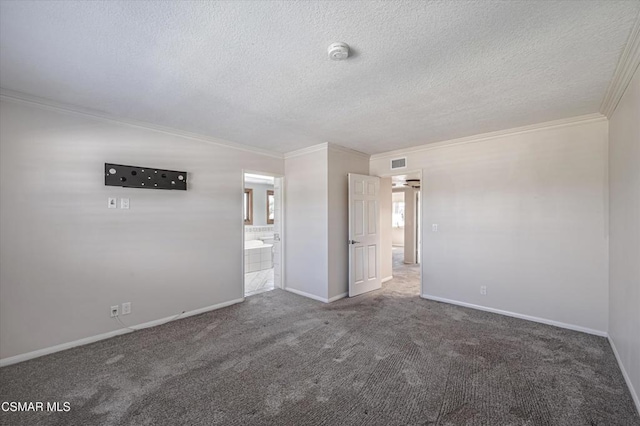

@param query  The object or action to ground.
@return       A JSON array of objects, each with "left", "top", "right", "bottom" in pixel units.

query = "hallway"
[{"left": 389, "top": 246, "right": 420, "bottom": 295}]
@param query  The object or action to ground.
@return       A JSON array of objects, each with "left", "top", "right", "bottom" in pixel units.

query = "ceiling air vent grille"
[{"left": 390, "top": 157, "right": 407, "bottom": 170}]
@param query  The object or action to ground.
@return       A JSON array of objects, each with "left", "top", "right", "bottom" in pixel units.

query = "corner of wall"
[
  {"left": 326, "top": 146, "right": 369, "bottom": 300},
  {"left": 283, "top": 146, "right": 329, "bottom": 301},
  {"left": 606, "top": 63, "right": 640, "bottom": 416}
]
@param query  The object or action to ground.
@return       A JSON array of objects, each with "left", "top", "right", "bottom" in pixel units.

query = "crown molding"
[
  {"left": 0, "top": 89, "right": 284, "bottom": 160},
  {"left": 283, "top": 142, "right": 329, "bottom": 159},
  {"left": 326, "top": 143, "right": 370, "bottom": 160},
  {"left": 284, "top": 142, "right": 370, "bottom": 160},
  {"left": 600, "top": 12, "right": 640, "bottom": 118},
  {"left": 370, "top": 113, "right": 607, "bottom": 161}
]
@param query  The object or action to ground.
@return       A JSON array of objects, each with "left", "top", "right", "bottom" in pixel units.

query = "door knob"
[{"left": 348, "top": 239, "right": 360, "bottom": 245}]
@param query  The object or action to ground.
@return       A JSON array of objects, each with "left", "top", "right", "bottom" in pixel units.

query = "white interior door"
[
  {"left": 273, "top": 177, "right": 283, "bottom": 289},
  {"left": 349, "top": 173, "right": 381, "bottom": 297}
]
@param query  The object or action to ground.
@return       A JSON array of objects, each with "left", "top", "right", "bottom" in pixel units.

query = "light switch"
[
  {"left": 108, "top": 198, "right": 117, "bottom": 209},
  {"left": 432, "top": 224, "right": 438, "bottom": 232},
  {"left": 120, "top": 198, "right": 130, "bottom": 209}
]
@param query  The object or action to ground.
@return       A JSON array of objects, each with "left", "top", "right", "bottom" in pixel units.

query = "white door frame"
[
  {"left": 241, "top": 170, "right": 285, "bottom": 298},
  {"left": 376, "top": 169, "right": 424, "bottom": 297}
]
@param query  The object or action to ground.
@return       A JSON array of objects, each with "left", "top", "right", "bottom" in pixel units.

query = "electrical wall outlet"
[
  {"left": 122, "top": 302, "right": 131, "bottom": 315},
  {"left": 120, "top": 198, "right": 130, "bottom": 209},
  {"left": 108, "top": 198, "right": 117, "bottom": 209},
  {"left": 432, "top": 224, "right": 438, "bottom": 232},
  {"left": 110, "top": 305, "right": 119, "bottom": 317},
  {"left": 480, "top": 286, "right": 487, "bottom": 295}
]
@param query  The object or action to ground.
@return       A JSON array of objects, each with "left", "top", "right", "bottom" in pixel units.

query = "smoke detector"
[{"left": 328, "top": 42, "right": 349, "bottom": 60}]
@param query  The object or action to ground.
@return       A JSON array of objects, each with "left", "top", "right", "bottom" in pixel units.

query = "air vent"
[{"left": 390, "top": 157, "right": 407, "bottom": 170}]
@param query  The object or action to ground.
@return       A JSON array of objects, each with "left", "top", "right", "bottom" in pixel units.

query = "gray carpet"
[{"left": 1, "top": 252, "right": 638, "bottom": 425}]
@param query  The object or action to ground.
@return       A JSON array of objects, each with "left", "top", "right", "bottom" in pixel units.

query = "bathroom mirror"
[
  {"left": 267, "top": 190, "right": 274, "bottom": 224},
  {"left": 243, "top": 179, "right": 274, "bottom": 226}
]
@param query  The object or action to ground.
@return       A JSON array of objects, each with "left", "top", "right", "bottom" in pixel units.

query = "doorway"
[
  {"left": 243, "top": 172, "right": 284, "bottom": 297},
  {"left": 389, "top": 172, "right": 421, "bottom": 294}
]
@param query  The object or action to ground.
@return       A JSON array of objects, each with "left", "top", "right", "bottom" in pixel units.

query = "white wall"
[
  {"left": 284, "top": 148, "right": 328, "bottom": 300},
  {"left": 391, "top": 191, "right": 405, "bottom": 246},
  {"left": 327, "top": 146, "right": 369, "bottom": 300},
  {"left": 284, "top": 144, "right": 369, "bottom": 302},
  {"left": 390, "top": 187, "right": 418, "bottom": 263},
  {"left": 392, "top": 228, "right": 405, "bottom": 246},
  {"left": 371, "top": 117, "right": 609, "bottom": 334},
  {"left": 244, "top": 182, "right": 274, "bottom": 226},
  {"left": 403, "top": 187, "right": 417, "bottom": 264},
  {"left": 0, "top": 98, "right": 284, "bottom": 360},
  {"left": 608, "top": 66, "right": 640, "bottom": 410},
  {"left": 379, "top": 177, "right": 392, "bottom": 281}
]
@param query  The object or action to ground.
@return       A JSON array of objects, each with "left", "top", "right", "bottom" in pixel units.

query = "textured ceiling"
[{"left": 1, "top": 1, "right": 638, "bottom": 155}]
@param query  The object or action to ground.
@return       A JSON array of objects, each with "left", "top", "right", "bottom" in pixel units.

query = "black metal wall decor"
[{"left": 105, "top": 163, "right": 187, "bottom": 190}]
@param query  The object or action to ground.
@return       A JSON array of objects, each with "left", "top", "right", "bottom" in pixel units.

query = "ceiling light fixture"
[{"left": 404, "top": 179, "right": 421, "bottom": 189}]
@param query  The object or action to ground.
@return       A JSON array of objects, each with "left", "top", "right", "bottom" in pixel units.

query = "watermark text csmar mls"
[{"left": 1, "top": 401, "right": 70, "bottom": 412}]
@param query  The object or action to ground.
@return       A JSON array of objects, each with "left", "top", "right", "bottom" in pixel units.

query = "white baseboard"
[
  {"left": 284, "top": 287, "right": 331, "bottom": 303},
  {"left": 0, "top": 298, "right": 244, "bottom": 368},
  {"left": 382, "top": 276, "right": 393, "bottom": 283},
  {"left": 327, "top": 292, "right": 348, "bottom": 303},
  {"left": 420, "top": 294, "right": 608, "bottom": 337},
  {"left": 608, "top": 335, "right": 640, "bottom": 415},
  {"left": 283, "top": 287, "right": 348, "bottom": 304},
  {"left": 0, "top": 329, "right": 133, "bottom": 369},
  {"left": 284, "top": 287, "right": 327, "bottom": 302}
]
